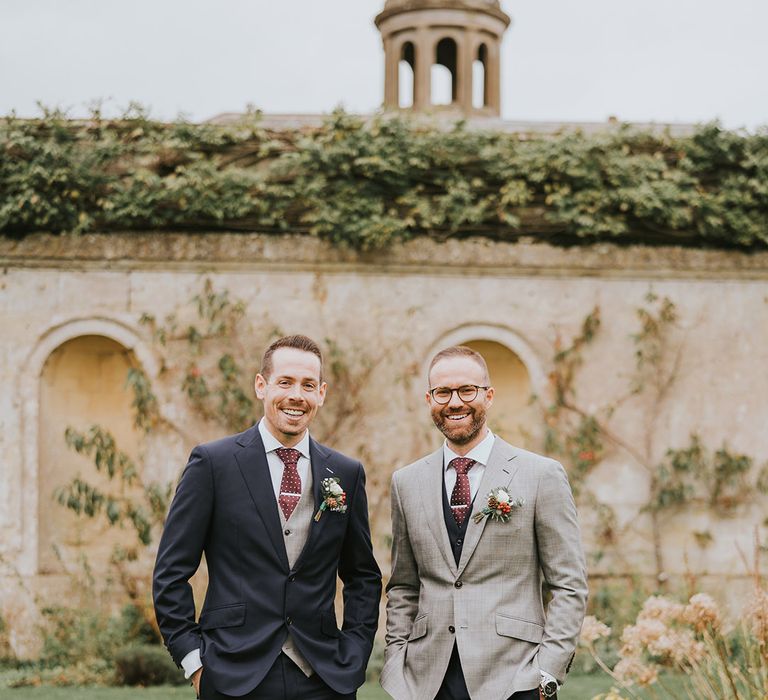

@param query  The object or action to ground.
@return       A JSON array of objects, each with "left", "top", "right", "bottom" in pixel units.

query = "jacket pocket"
[
  {"left": 321, "top": 612, "right": 341, "bottom": 638},
  {"left": 495, "top": 613, "right": 543, "bottom": 643},
  {"left": 408, "top": 614, "right": 428, "bottom": 641},
  {"left": 200, "top": 603, "right": 246, "bottom": 630}
]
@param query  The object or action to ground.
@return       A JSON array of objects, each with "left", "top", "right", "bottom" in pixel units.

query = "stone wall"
[{"left": 1, "top": 232, "right": 767, "bottom": 655}]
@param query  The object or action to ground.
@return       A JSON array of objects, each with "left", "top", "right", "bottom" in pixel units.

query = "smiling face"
[
  {"left": 255, "top": 347, "right": 326, "bottom": 447},
  {"left": 427, "top": 354, "right": 494, "bottom": 454}
]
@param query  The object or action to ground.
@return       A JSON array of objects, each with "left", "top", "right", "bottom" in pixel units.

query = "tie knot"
[
  {"left": 449, "top": 457, "right": 476, "bottom": 476},
  {"left": 275, "top": 447, "right": 301, "bottom": 467}
]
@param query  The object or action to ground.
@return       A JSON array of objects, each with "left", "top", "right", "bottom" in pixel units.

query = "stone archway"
[
  {"left": 37, "top": 335, "right": 143, "bottom": 574},
  {"left": 461, "top": 339, "right": 533, "bottom": 447},
  {"left": 423, "top": 324, "right": 545, "bottom": 448},
  {"left": 16, "top": 317, "right": 158, "bottom": 575}
]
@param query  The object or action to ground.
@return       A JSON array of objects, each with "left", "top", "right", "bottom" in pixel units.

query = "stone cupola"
[{"left": 375, "top": 0, "right": 511, "bottom": 116}]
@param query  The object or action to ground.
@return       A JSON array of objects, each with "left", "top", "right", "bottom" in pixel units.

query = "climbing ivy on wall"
[
  {"left": 2, "top": 106, "right": 767, "bottom": 249},
  {"left": 543, "top": 293, "right": 768, "bottom": 586}
]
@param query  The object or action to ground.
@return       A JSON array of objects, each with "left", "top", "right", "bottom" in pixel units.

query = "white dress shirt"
[
  {"left": 258, "top": 419, "right": 311, "bottom": 500},
  {"left": 180, "top": 420, "right": 312, "bottom": 680},
  {"left": 442, "top": 428, "right": 495, "bottom": 501}
]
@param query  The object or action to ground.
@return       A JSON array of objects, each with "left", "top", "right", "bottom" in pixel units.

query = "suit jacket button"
[
  {"left": 286, "top": 616, "right": 293, "bottom": 625},
  {"left": 284, "top": 529, "right": 291, "bottom": 536},
  {"left": 288, "top": 574, "right": 296, "bottom": 582},
  {"left": 448, "top": 625, "right": 455, "bottom": 634},
  {"left": 454, "top": 580, "right": 463, "bottom": 588}
]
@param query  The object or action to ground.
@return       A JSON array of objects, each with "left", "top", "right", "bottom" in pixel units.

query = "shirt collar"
[
  {"left": 444, "top": 428, "right": 495, "bottom": 470},
  {"left": 258, "top": 418, "right": 310, "bottom": 459}
]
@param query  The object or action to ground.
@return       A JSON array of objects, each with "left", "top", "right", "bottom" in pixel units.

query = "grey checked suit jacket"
[{"left": 381, "top": 438, "right": 588, "bottom": 700}]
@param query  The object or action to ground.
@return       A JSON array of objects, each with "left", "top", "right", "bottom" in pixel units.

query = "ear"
[
  {"left": 254, "top": 373, "right": 266, "bottom": 400},
  {"left": 485, "top": 385, "right": 495, "bottom": 408},
  {"left": 317, "top": 381, "right": 328, "bottom": 407},
  {"left": 425, "top": 391, "right": 432, "bottom": 406}
]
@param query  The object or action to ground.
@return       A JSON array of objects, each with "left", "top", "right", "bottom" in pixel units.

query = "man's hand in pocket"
[{"left": 191, "top": 667, "right": 202, "bottom": 697}]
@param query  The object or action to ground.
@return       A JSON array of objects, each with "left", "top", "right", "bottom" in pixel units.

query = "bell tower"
[{"left": 375, "top": 0, "right": 511, "bottom": 117}]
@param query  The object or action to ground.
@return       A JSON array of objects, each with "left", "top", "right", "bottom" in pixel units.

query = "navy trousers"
[
  {"left": 199, "top": 653, "right": 356, "bottom": 700},
  {"left": 434, "top": 644, "right": 552, "bottom": 700}
]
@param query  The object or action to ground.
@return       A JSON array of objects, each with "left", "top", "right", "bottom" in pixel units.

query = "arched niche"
[
  {"left": 16, "top": 317, "right": 158, "bottom": 576},
  {"left": 423, "top": 325, "right": 545, "bottom": 448},
  {"left": 37, "top": 335, "right": 145, "bottom": 574},
  {"left": 462, "top": 339, "right": 533, "bottom": 447}
]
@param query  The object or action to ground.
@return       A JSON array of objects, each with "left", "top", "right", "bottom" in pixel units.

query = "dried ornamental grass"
[
  {"left": 581, "top": 615, "right": 612, "bottom": 644},
  {"left": 583, "top": 587, "right": 768, "bottom": 700}
]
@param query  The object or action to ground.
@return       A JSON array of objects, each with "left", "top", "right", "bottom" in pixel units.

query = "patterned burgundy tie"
[
  {"left": 449, "top": 457, "right": 476, "bottom": 525},
  {"left": 275, "top": 447, "right": 302, "bottom": 520}
]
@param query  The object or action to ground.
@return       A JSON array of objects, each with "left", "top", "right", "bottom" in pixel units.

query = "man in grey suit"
[{"left": 381, "top": 346, "right": 588, "bottom": 700}]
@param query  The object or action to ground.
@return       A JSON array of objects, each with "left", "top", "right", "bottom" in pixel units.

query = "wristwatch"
[{"left": 540, "top": 678, "right": 558, "bottom": 697}]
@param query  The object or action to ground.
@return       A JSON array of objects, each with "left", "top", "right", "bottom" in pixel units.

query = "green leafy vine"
[
  {"left": 3, "top": 107, "right": 767, "bottom": 250},
  {"left": 544, "top": 293, "right": 767, "bottom": 584}
]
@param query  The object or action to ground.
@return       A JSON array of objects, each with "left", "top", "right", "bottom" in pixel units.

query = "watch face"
[{"left": 542, "top": 680, "right": 558, "bottom": 696}]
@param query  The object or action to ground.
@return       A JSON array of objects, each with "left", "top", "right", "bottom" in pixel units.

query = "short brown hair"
[
  {"left": 261, "top": 335, "right": 323, "bottom": 381},
  {"left": 428, "top": 345, "right": 490, "bottom": 385}
]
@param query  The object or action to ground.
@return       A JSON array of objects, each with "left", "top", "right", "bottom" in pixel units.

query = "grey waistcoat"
[{"left": 279, "top": 465, "right": 315, "bottom": 676}]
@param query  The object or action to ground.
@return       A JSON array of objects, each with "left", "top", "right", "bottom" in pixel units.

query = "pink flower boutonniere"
[
  {"left": 314, "top": 477, "right": 347, "bottom": 521},
  {"left": 473, "top": 487, "right": 525, "bottom": 524}
]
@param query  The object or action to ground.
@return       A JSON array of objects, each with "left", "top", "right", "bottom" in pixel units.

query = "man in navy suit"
[{"left": 153, "top": 335, "right": 382, "bottom": 699}]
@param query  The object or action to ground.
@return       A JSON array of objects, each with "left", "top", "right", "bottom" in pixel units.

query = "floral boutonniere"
[
  {"left": 314, "top": 477, "right": 347, "bottom": 521},
  {"left": 473, "top": 487, "right": 524, "bottom": 524}
]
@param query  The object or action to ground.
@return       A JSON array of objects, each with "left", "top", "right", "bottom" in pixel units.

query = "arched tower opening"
[
  {"left": 432, "top": 37, "right": 458, "bottom": 105},
  {"left": 399, "top": 41, "right": 415, "bottom": 108},
  {"left": 473, "top": 43, "right": 488, "bottom": 109}
]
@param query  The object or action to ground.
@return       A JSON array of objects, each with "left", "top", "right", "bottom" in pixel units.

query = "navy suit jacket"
[{"left": 152, "top": 424, "right": 382, "bottom": 696}]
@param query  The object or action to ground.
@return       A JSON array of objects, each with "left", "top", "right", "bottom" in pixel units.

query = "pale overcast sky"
[{"left": 1, "top": 0, "right": 766, "bottom": 129}]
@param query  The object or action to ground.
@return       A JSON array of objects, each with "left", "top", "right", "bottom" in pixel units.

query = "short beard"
[{"left": 432, "top": 406, "right": 486, "bottom": 445}]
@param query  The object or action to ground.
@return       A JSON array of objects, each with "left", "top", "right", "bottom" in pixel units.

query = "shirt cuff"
[
  {"left": 181, "top": 648, "right": 202, "bottom": 679},
  {"left": 540, "top": 669, "right": 559, "bottom": 687}
]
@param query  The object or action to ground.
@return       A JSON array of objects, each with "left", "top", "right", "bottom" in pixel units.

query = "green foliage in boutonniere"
[
  {"left": 473, "top": 487, "right": 525, "bottom": 524},
  {"left": 314, "top": 477, "right": 347, "bottom": 521}
]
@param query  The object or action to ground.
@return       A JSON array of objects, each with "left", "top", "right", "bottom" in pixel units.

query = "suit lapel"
[
  {"left": 292, "top": 437, "right": 330, "bottom": 571},
  {"left": 233, "top": 427, "right": 290, "bottom": 572},
  {"left": 457, "top": 438, "right": 519, "bottom": 576},
  {"left": 419, "top": 448, "right": 458, "bottom": 577}
]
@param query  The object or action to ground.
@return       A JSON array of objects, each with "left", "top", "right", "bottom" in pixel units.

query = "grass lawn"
[
  {"left": 0, "top": 674, "right": 388, "bottom": 699},
  {"left": 560, "top": 672, "right": 689, "bottom": 699},
  {"left": 0, "top": 673, "right": 690, "bottom": 699}
]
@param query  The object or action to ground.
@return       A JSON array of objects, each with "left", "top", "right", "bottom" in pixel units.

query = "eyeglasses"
[{"left": 429, "top": 385, "right": 489, "bottom": 404}]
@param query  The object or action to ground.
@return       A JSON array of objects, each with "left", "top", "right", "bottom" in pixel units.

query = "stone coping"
[{"left": 2, "top": 232, "right": 768, "bottom": 279}]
